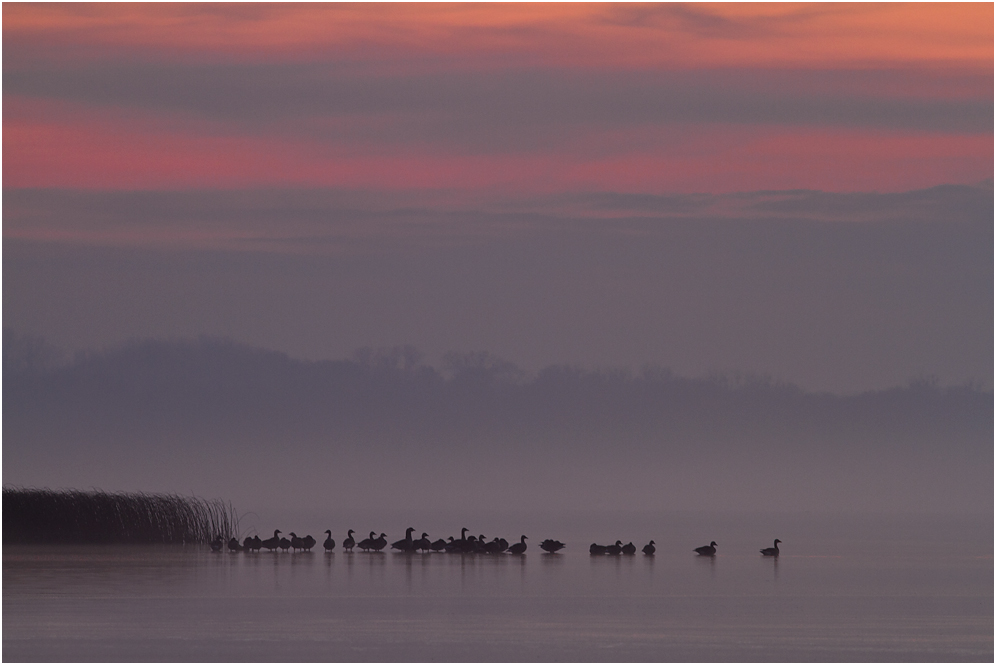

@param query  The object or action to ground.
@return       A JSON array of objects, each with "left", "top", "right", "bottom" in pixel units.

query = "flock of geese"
[{"left": 210, "top": 530, "right": 783, "bottom": 558}]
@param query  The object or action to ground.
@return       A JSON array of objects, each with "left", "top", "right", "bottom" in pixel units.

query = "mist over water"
[
  {"left": 4, "top": 333, "right": 992, "bottom": 660},
  {"left": 4, "top": 333, "right": 991, "bottom": 522}
]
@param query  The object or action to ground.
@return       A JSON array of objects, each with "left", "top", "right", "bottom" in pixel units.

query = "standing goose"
[
  {"left": 642, "top": 540, "right": 656, "bottom": 556},
  {"left": 453, "top": 528, "right": 470, "bottom": 553},
  {"left": 371, "top": 533, "right": 388, "bottom": 552},
  {"left": 508, "top": 535, "right": 528, "bottom": 555},
  {"left": 694, "top": 541, "right": 717, "bottom": 556},
  {"left": 251, "top": 535, "right": 262, "bottom": 551},
  {"left": 342, "top": 530, "right": 356, "bottom": 552},
  {"left": 357, "top": 531, "right": 376, "bottom": 552},
  {"left": 302, "top": 534, "right": 316, "bottom": 551},
  {"left": 621, "top": 542, "right": 637, "bottom": 555},
  {"left": 210, "top": 535, "right": 224, "bottom": 552},
  {"left": 430, "top": 537, "right": 448, "bottom": 552},
  {"left": 261, "top": 530, "right": 281, "bottom": 551},
  {"left": 278, "top": 535, "right": 291, "bottom": 552},
  {"left": 323, "top": 530, "right": 336, "bottom": 551},
  {"left": 392, "top": 527, "right": 416, "bottom": 552},
  {"left": 227, "top": 537, "right": 242, "bottom": 552},
  {"left": 760, "top": 539, "right": 781, "bottom": 557},
  {"left": 289, "top": 533, "right": 304, "bottom": 551},
  {"left": 242, "top": 536, "right": 254, "bottom": 551},
  {"left": 415, "top": 533, "right": 431, "bottom": 553}
]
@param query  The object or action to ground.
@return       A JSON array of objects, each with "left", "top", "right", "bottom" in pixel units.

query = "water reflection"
[{"left": 4, "top": 530, "right": 991, "bottom": 664}]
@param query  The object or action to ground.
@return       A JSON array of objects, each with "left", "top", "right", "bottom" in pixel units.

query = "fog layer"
[{"left": 5, "top": 334, "right": 990, "bottom": 519}]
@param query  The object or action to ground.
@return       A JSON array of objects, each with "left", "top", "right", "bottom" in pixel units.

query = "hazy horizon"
[
  {"left": 3, "top": 3, "right": 992, "bottom": 519},
  {"left": 5, "top": 332, "right": 991, "bottom": 521}
]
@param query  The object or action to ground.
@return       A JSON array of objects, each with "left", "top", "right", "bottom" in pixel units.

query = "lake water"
[{"left": 4, "top": 511, "right": 992, "bottom": 662}]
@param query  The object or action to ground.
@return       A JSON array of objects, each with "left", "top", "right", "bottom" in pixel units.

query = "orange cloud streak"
[{"left": 4, "top": 3, "right": 991, "bottom": 70}]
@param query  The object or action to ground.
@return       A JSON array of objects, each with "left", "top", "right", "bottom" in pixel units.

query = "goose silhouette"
[
  {"left": 605, "top": 540, "right": 623, "bottom": 555},
  {"left": 323, "top": 530, "right": 336, "bottom": 551},
  {"left": 694, "top": 541, "right": 717, "bottom": 556},
  {"left": 508, "top": 535, "right": 528, "bottom": 555},
  {"left": 210, "top": 535, "right": 223, "bottom": 552},
  {"left": 760, "top": 539, "right": 781, "bottom": 557},
  {"left": 242, "top": 536, "right": 254, "bottom": 551},
  {"left": 342, "top": 530, "right": 356, "bottom": 552},
  {"left": 642, "top": 540, "right": 656, "bottom": 556},
  {"left": 392, "top": 527, "right": 416, "bottom": 552},
  {"left": 251, "top": 535, "right": 262, "bottom": 551},
  {"left": 621, "top": 542, "right": 637, "bottom": 555},
  {"left": 301, "top": 534, "right": 316, "bottom": 551},
  {"left": 590, "top": 543, "right": 607, "bottom": 555},
  {"left": 357, "top": 531, "right": 376, "bottom": 552},
  {"left": 227, "top": 537, "right": 242, "bottom": 552},
  {"left": 371, "top": 533, "right": 388, "bottom": 552},
  {"left": 278, "top": 536, "right": 291, "bottom": 552},
  {"left": 454, "top": 528, "right": 470, "bottom": 553},
  {"left": 289, "top": 533, "right": 304, "bottom": 551},
  {"left": 540, "top": 539, "right": 565, "bottom": 554},
  {"left": 415, "top": 533, "right": 431, "bottom": 553},
  {"left": 430, "top": 538, "right": 448, "bottom": 552},
  {"left": 261, "top": 530, "right": 281, "bottom": 551}
]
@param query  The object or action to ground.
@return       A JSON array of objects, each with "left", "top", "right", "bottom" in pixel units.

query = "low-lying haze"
[{"left": 5, "top": 333, "right": 991, "bottom": 521}]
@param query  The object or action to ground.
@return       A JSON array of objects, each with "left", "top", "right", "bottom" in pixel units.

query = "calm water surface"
[{"left": 4, "top": 512, "right": 992, "bottom": 662}]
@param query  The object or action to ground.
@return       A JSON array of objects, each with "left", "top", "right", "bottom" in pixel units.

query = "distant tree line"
[{"left": 4, "top": 331, "right": 991, "bottom": 452}]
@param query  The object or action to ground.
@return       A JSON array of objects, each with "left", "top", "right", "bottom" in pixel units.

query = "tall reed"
[{"left": 3, "top": 487, "right": 239, "bottom": 544}]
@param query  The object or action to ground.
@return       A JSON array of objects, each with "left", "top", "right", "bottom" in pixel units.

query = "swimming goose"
[
  {"left": 323, "top": 530, "right": 336, "bottom": 551},
  {"left": 694, "top": 541, "right": 717, "bottom": 556},
  {"left": 508, "top": 535, "right": 528, "bottom": 555},
  {"left": 605, "top": 540, "right": 623, "bottom": 555},
  {"left": 642, "top": 540, "right": 656, "bottom": 556},
  {"left": 621, "top": 542, "right": 637, "bottom": 555},
  {"left": 540, "top": 539, "right": 565, "bottom": 554},
  {"left": 760, "top": 539, "right": 781, "bottom": 557},
  {"left": 589, "top": 543, "right": 607, "bottom": 555},
  {"left": 210, "top": 535, "right": 223, "bottom": 552},
  {"left": 342, "top": 530, "right": 356, "bottom": 552}
]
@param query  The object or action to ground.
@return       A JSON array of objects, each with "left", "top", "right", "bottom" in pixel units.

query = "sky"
[{"left": 3, "top": 2, "right": 993, "bottom": 393}]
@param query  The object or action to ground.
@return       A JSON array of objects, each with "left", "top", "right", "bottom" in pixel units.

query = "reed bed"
[{"left": 3, "top": 487, "right": 239, "bottom": 544}]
